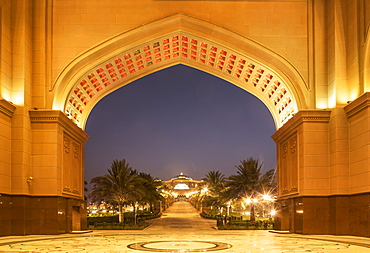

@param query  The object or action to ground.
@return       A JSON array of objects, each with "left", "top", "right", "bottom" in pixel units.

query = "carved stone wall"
[
  {"left": 273, "top": 93, "right": 370, "bottom": 236},
  {"left": 62, "top": 134, "right": 82, "bottom": 197},
  {"left": 279, "top": 134, "right": 299, "bottom": 196}
]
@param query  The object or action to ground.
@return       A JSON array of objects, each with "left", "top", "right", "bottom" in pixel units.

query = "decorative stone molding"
[
  {"left": 282, "top": 143, "right": 288, "bottom": 158},
  {"left": 272, "top": 110, "right": 331, "bottom": 143},
  {"left": 0, "top": 99, "right": 16, "bottom": 118},
  {"left": 64, "top": 137, "right": 70, "bottom": 154},
  {"left": 72, "top": 142, "right": 79, "bottom": 159},
  {"left": 290, "top": 138, "right": 297, "bottom": 154},
  {"left": 29, "top": 110, "right": 89, "bottom": 143},
  {"left": 344, "top": 92, "right": 370, "bottom": 118}
]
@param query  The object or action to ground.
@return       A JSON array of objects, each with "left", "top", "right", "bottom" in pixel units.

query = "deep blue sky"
[{"left": 84, "top": 65, "right": 276, "bottom": 182}]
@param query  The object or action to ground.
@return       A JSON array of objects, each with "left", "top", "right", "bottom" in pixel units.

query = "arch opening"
[
  {"left": 84, "top": 65, "right": 277, "bottom": 182},
  {"left": 52, "top": 14, "right": 308, "bottom": 130}
]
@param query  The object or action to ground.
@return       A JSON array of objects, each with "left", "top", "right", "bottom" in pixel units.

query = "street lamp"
[{"left": 226, "top": 201, "right": 231, "bottom": 217}]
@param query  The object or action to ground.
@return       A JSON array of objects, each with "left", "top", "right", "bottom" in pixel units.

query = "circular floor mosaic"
[{"left": 127, "top": 240, "right": 232, "bottom": 252}]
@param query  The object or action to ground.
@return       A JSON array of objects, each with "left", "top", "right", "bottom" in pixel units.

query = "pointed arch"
[{"left": 52, "top": 14, "right": 308, "bottom": 129}]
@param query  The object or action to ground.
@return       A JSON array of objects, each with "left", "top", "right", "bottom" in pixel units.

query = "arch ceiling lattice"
[{"left": 64, "top": 32, "right": 297, "bottom": 129}]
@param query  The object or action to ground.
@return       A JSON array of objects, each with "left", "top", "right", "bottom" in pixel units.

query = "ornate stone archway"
[
  {"left": 1, "top": 0, "right": 370, "bottom": 237},
  {"left": 51, "top": 14, "right": 308, "bottom": 130}
]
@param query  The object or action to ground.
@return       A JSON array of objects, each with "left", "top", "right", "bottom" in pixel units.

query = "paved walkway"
[
  {"left": 145, "top": 201, "right": 216, "bottom": 232},
  {"left": 1, "top": 201, "right": 370, "bottom": 252}
]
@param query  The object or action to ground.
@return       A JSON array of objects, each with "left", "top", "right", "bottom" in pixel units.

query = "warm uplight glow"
[
  {"left": 1, "top": 88, "right": 11, "bottom": 102},
  {"left": 12, "top": 93, "right": 24, "bottom": 106},
  {"left": 337, "top": 92, "right": 349, "bottom": 105},
  {"left": 349, "top": 89, "right": 359, "bottom": 103},
  {"left": 328, "top": 92, "right": 336, "bottom": 108},
  {"left": 316, "top": 100, "right": 328, "bottom": 109},
  {"left": 270, "top": 210, "right": 277, "bottom": 216}
]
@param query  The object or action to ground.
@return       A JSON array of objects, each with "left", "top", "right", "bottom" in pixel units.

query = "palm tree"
[
  {"left": 203, "top": 170, "right": 226, "bottom": 191},
  {"left": 157, "top": 183, "right": 174, "bottom": 209},
  {"left": 201, "top": 170, "right": 227, "bottom": 215},
  {"left": 226, "top": 157, "right": 276, "bottom": 221},
  {"left": 89, "top": 159, "right": 146, "bottom": 223},
  {"left": 138, "top": 172, "right": 163, "bottom": 213}
]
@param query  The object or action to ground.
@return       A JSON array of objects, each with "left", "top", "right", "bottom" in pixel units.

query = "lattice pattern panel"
[{"left": 65, "top": 34, "right": 297, "bottom": 128}]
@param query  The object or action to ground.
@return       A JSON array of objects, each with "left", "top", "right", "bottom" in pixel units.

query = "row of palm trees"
[
  {"left": 193, "top": 157, "right": 276, "bottom": 221},
  {"left": 89, "top": 159, "right": 170, "bottom": 223},
  {"left": 89, "top": 157, "right": 276, "bottom": 223}
]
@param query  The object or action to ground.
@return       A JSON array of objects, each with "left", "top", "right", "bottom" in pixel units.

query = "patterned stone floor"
[
  {"left": 1, "top": 231, "right": 370, "bottom": 253},
  {"left": 1, "top": 202, "right": 370, "bottom": 252}
]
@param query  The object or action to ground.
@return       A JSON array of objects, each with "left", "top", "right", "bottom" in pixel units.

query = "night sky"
[{"left": 84, "top": 65, "right": 276, "bottom": 183}]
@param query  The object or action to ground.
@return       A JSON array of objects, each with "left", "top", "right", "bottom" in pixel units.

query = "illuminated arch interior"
[{"left": 54, "top": 15, "right": 302, "bottom": 130}]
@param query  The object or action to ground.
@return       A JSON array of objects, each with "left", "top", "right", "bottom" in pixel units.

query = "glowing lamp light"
[
  {"left": 270, "top": 210, "right": 277, "bottom": 216},
  {"left": 262, "top": 194, "right": 273, "bottom": 201},
  {"left": 174, "top": 183, "right": 189, "bottom": 190}
]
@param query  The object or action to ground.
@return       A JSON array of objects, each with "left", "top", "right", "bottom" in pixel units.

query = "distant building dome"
[
  {"left": 171, "top": 172, "right": 193, "bottom": 181},
  {"left": 162, "top": 172, "right": 201, "bottom": 199}
]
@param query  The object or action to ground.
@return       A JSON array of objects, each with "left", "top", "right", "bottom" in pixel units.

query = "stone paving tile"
[{"left": 1, "top": 202, "right": 370, "bottom": 252}]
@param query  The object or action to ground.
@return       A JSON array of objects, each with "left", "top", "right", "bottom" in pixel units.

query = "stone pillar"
[
  {"left": 272, "top": 110, "right": 331, "bottom": 234},
  {"left": 0, "top": 100, "right": 16, "bottom": 236},
  {"left": 344, "top": 93, "right": 370, "bottom": 237},
  {"left": 273, "top": 93, "right": 370, "bottom": 236},
  {"left": 0, "top": 110, "right": 89, "bottom": 235},
  {"left": 29, "top": 110, "right": 89, "bottom": 234}
]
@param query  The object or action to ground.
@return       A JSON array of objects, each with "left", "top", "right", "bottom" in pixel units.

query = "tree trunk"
[
  {"left": 250, "top": 203, "right": 256, "bottom": 222},
  {"left": 133, "top": 203, "right": 137, "bottom": 225},
  {"left": 118, "top": 204, "right": 124, "bottom": 223}
]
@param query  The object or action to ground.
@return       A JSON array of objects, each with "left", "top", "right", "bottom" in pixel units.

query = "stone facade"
[{"left": 0, "top": 0, "right": 370, "bottom": 236}]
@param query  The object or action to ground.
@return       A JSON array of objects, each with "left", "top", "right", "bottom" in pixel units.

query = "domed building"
[{"left": 163, "top": 173, "right": 202, "bottom": 200}]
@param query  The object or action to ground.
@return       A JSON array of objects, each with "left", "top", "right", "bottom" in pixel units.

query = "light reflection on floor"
[
  {"left": 1, "top": 232, "right": 370, "bottom": 253},
  {"left": 2, "top": 203, "right": 370, "bottom": 253}
]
